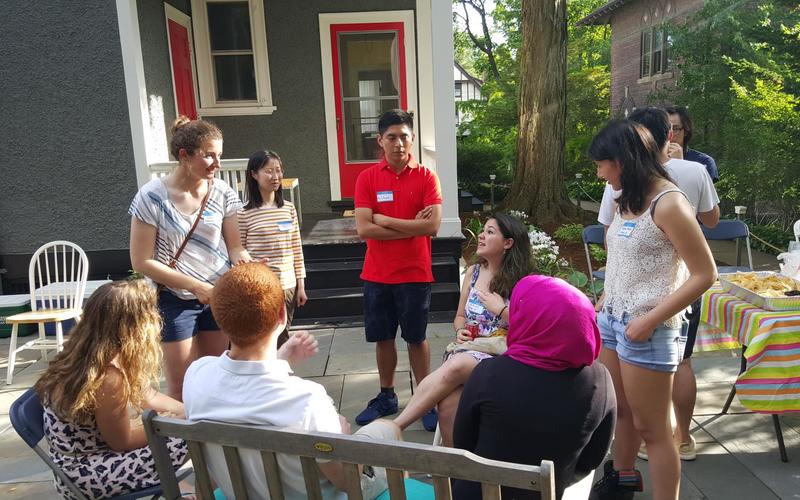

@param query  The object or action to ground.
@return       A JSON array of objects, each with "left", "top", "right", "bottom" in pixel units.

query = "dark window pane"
[
  {"left": 207, "top": 2, "right": 252, "bottom": 51},
  {"left": 343, "top": 98, "right": 399, "bottom": 162},
  {"left": 652, "top": 29, "right": 663, "bottom": 73},
  {"left": 455, "top": 82, "right": 462, "bottom": 98},
  {"left": 640, "top": 31, "right": 651, "bottom": 77},
  {"left": 214, "top": 55, "right": 257, "bottom": 101}
]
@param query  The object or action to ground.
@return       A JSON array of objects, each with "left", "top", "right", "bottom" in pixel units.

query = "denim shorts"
[
  {"left": 363, "top": 281, "right": 431, "bottom": 344},
  {"left": 597, "top": 308, "right": 687, "bottom": 373},
  {"left": 158, "top": 290, "right": 220, "bottom": 342}
]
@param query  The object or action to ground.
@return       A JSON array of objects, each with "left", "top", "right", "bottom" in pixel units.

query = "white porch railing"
[
  {"left": 149, "top": 159, "right": 250, "bottom": 201},
  {"left": 148, "top": 160, "right": 303, "bottom": 226}
]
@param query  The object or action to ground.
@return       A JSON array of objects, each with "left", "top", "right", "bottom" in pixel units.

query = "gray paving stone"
[
  {"left": 306, "top": 375, "right": 344, "bottom": 410},
  {"left": 0, "top": 454, "right": 50, "bottom": 484},
  {"left": 698, "top": 412, "right": 800, "bottom": 498},
  {"left": 0, "top": 481, "right": 55, "bottom": 499},
  {"left": 691, "top": 352, "right": 744, "bottom": 385}
]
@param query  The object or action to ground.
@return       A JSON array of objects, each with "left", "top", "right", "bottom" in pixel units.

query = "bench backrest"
[{"left": 143, "top": 410, "right": 555, "bottom": 500}]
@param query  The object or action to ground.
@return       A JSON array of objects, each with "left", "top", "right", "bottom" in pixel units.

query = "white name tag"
[
  {"left": 201, "top": 210, "right": 222, "bottom": 225},
  {"left": 617, "top": 221, "right": 637, "bottom": 238},
  {"left": 467, "top": 299, "right": 483, "bottom": 315},
  {"left": 277, "top": 221, "right": 293, "bottom": 232},
  {"left": 377, "top": 190, "right": 394, "bottom": 203}
]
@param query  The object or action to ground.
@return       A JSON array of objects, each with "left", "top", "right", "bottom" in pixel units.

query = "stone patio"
[{"left": 1, "top": 324, "right": 799, "bottom": 499}]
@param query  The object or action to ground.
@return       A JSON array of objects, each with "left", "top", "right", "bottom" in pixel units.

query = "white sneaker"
[{"left": 678, "top": 435, "right": 697, "bottom": 461}]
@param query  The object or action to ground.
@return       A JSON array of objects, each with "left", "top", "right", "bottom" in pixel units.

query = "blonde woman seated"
[{"left": 393, "top": 213, "right": 534, "bottom": 445}]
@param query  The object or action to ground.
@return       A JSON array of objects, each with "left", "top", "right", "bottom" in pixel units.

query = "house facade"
[
  {"left": 577, "top": 0, "right": 705, "bottom": 116},
  {"left": 453, "top": 61, "right": 483, "bottom": 127},
  {"left": 1, "top": 0, "right": 460, "bottom": 291}
]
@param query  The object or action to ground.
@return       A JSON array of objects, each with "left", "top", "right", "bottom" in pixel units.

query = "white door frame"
[{"left": 318, "top": 10, "right": 418, "bottom": 201}]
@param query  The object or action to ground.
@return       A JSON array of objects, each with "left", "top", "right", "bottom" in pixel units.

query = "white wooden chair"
[
  {"left": 793, "top": 219, "right": 800, "bottom": 243},
  {"left": 5, "top": 241, "right": 88, "bottom": 384}
]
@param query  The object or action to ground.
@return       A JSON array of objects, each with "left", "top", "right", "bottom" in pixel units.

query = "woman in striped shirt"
[{"left": 239, "top": 150, "right": 307, "bottom": 346}]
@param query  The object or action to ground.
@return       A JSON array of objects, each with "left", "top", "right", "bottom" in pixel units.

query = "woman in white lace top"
[{"left": 588, "top": 120, "right": 716, "bottom": 500}]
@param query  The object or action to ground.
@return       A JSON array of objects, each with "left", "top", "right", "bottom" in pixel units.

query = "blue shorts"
[
  {"left": 363, "top": 281, "right": 431, "bottom": 344},
  {"left": 598, "top": 308, "right": 687, "bottom": 373},
  {"left": 158, "top": 290, "right": 220, "bottom": 342}
]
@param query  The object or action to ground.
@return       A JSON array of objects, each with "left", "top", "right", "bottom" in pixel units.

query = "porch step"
[
  {"left": 293, "top": 282, "right": 460, "bottom": 324},
  {"left": 305, "top": 256, "right": 459, "bottom": 288}
]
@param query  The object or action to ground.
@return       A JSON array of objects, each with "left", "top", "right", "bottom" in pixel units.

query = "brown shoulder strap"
[{"left": 168, "top": 179, "right": 214, "bottom": 269}]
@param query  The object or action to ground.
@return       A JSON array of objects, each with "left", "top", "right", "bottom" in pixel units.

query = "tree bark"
[{"left": 506, "top": 0, "right": 575, "bottom": 224}]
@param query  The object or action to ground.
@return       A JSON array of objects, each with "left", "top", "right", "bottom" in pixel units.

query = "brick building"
[{"left": 577, "top": 0, "right": 705, "bottom": 116}]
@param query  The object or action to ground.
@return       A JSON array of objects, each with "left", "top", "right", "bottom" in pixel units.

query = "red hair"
[{"left": 211, "top": 263, "right": 284, "bottom": 347}]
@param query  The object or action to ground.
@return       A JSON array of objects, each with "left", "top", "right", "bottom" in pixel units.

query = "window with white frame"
[
  {"left": 191, "top": 0, "right": 275, "bottom": 115},
  {"left": 640, "top": 26, "right": 671, "bottom": 78}
]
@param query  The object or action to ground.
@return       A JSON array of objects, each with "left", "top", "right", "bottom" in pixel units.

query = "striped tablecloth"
[{"left": 699, "top": 284, "right": 800, "bottom": 413}]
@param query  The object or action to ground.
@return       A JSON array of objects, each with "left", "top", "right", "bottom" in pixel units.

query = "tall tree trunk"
[{"left": 506, "top": 0, "right": 575, "bottom": 224}]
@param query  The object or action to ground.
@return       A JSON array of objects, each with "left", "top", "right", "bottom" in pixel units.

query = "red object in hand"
[{"left": 466, "top": 320, "right": 479, "bottom": 339}]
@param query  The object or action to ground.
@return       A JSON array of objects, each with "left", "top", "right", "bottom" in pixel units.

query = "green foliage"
[
  {"left": 457, "top": 140, "right": 512, "bottom": 202},
  {"left": 658, "top": 0, "right": 800, "bottom": 227},
  {"left": 589, "top": 244, "right": 607, "bottom": 265},
  {"left": 554, "top": 223, "right": 584, "bottom": 244},
  {"left": 454, "top": 0, "right": 612, "bottom": 212},
  {"left": 748, "top": 223, "right": 793, "bottom": 255}
]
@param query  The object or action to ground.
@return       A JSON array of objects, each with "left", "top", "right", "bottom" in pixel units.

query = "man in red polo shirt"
[{"left": 353, "top": 110, "right": 442, "bottom": 430}]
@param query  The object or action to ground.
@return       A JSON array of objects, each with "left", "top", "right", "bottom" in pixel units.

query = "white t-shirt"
[
  {"left": 183, "top": 353, "right": 345, "bottom": 500},
  {"left": 597, "top": 158, "right": 720, "bottom": 225},
  {"left": 128, "top": 178, "right": 242, "bottom": 299}
]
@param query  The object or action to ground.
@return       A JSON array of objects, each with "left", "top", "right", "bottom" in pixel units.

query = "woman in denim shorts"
[
  {"left": 588, "top": 120, "right": 716, "bottom": 500},
  {"left": 129, "top": 117, "right": 253, "bottom": 400}
]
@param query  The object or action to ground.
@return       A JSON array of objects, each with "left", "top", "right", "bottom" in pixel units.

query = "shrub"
[
  {"left": 457, "top": 141, "right": 511, "bottom": 202},
  {"left": 589, "top": 244, "right": 607, "bottom": 265},
  {"left": 554, "top": 223, "right": 584, "bottom": 244},
  {"left": 748, "top": 223, "right": 792, "bottom": 255}
]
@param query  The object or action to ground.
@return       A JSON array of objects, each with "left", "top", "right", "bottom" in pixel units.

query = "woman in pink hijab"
[{"left": 452, "top": 275, "right": 617, "bottom": 500}]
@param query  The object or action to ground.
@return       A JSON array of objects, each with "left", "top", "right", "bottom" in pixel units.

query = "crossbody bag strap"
[{"left": 168, "top": 179, "right": 214, "bottom": 269}]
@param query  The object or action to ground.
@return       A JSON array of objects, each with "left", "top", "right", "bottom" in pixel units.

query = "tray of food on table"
[{"left": 718, "top": 271, "right": 800, "bottom": 311}]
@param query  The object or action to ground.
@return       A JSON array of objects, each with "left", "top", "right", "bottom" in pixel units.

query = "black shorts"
[
  {"left": 363, "top": 281, "right": 431, "bottom": 344},
  {"left": 683, "top": 297, "right": 702, "bottom": 360}
]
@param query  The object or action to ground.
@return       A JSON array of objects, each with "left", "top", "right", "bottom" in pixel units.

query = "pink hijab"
[{"left": 504, "top": 275, "right": 601, "bottom": 371}]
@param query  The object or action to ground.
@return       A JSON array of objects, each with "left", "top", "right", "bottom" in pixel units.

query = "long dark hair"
[
  {"left": 243, "top": 150, "right": 284, "bottom": 210},
  {"left": 478, "top": 212, "right": 535, "bottom": 299},
  {"left": 588, "top": 120, "right": 671, "bottom": 215}
]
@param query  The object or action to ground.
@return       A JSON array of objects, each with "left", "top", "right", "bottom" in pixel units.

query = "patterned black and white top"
[{"left": 43, "top": 405, "right": 187, "bottom": 499}]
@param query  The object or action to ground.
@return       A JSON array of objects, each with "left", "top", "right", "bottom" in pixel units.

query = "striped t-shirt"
[
  {"left": 129, "top": 178, "right": 242, "bottom": 300},
  {"left": 238, "top": 202, "right": 306, "bottom": 290}
]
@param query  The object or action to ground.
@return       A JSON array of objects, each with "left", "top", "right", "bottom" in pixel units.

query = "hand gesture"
[
  {"left": 277, "top": 330, "right": 319, "bottom": 365},
  {"left": 296, "top": 288, "right": 308, "bottom": 307},
  {"left": 416, "top": 206, "right": 433, "bottom": 220},
  {"left": 372, "top": 213, "right": 388, "bottom": 226},
  {"left": 455, "top": 329, "right": 472, "bottom": 344},
  {"left": 192, "top": 282, "right": 214, "bottom": 305},
  {"left": 339, "top": 414, "right": 352, "bottom": 434},
  {"left": 475, "top": 288, "right": 506, "bottom": 317},
  {"left": 624, "top": 315, "right": 656, "bottom": 343},
  {"left": 667, "top": 142, "right": 684, "bottom": 160}
]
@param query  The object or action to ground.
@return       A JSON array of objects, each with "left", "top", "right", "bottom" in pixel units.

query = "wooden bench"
[{"left": 143, "top": 410, "right": 556, "bottom": 500}]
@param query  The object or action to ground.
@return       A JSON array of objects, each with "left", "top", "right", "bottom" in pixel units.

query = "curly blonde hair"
[{"left": 34, "top": 280, "right": 162, "bottom": 425}]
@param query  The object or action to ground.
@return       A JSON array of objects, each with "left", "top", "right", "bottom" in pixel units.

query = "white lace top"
[{"left": 605, "top": 189, "right": 689, "bottom": 328}]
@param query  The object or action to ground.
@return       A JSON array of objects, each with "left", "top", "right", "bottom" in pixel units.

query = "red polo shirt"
[{"left": 354, "top": 155, "right": 443, "bottom": 284}]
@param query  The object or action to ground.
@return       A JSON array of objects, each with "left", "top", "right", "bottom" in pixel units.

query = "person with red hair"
[{"left": 182, "top": 263, "right": 401, "bottom": 499}]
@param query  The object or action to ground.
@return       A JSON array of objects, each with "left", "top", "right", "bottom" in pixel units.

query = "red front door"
[
  {"left": 168, "top": 19, "right": 197, "bottom": 120},
  {"left": 330, "top": 23, "right": 407, "bottom": 198}
]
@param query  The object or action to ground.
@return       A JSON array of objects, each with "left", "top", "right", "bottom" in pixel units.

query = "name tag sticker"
[
  {"left": 467, "top": 299, "right": 483, "bottom": 315},
  {"left": 617, "top": 221, "right": 637, "bottom": 238},
  {"left": 201, "top": 210, "right": 222, "bottom": 224},
  {"left": 277, "top": 221, "right": 293, "bottom": 232},
  {"left": 377, "top": 190, "right": 394, "bottom": 203}
]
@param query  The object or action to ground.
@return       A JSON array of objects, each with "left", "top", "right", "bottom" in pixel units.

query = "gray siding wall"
[
  {"left": 211, "top": 0, "right": 416, "bottom": 212},
  {"left": 138, "top": 0, "right": 190, "bottom": 154},
  {"left": 0, "top": 1, "right": 135, "bottom": 255}
]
